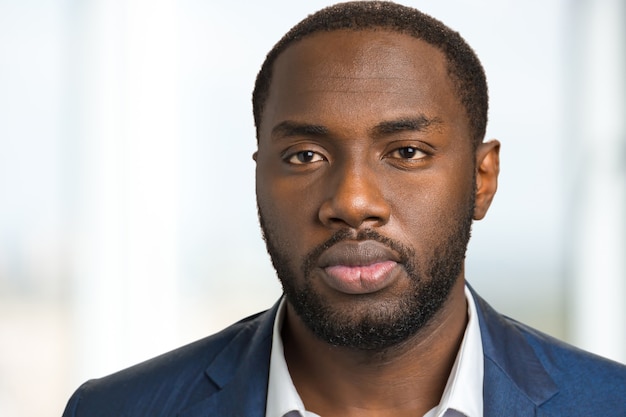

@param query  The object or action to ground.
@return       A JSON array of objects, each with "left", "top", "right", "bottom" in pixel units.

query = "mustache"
[{"left": 301, "top": 228, "right": 416, "bottom": 277}]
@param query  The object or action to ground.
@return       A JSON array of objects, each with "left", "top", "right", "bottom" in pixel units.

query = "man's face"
[{"left": 255, "top": 30, "right": 483, "bottom": 350}]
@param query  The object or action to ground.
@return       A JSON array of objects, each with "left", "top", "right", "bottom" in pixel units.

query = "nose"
[{"left": 318, "top": 162, "right": 391, "bottom": 229}]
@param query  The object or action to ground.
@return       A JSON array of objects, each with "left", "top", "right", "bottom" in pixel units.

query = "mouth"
[{"left": 317, "top": 240, "right": 402, "bottom": 295}]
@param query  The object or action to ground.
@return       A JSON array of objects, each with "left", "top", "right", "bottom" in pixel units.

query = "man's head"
[
  {"left": 253, "top": 1, "right": 488, "bottom": 148},
  {"left": 253, "top": 1, "right": 500, "bottom": 351}
]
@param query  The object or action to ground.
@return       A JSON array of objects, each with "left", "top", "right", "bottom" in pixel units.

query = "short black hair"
[{"left": 252, "top": 1, "right": 488, "bottom": 148}]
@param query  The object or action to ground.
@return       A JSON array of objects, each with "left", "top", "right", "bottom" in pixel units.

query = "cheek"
[
  {"left": 388, "top": 188, "right": 443, "bottom": 244},
  {"left": 384, "top": 168, "right": 474, "bottom": 243},
  {"left": 256, "top": 171, "right": 318, "bottom": 252},
  {"left": 259, "top": 177, "right": 314, "bottom": 220}
]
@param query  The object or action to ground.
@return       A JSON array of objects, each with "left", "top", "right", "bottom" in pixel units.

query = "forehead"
[
  {"left": 280, "top": 29, "right": 447, "bottom": 76},
  {"left": 260, "top": 29, "right": 466, "bottom": 140}
]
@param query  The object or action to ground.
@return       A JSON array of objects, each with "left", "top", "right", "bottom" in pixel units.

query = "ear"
[
  {"left": 252, "top": 151, "right": 258, "bottom": 162},
  {"left": 473, "top": 140, "right": 500, "bottom": 220}
]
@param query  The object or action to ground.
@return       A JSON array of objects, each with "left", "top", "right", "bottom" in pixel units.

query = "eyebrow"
[
  {"left": 271, "top": 121, "right": 329, "bottom": 140},
  {"left": 371, "top": 116, "right": 443, "bottom": 137},
  {"left": 270, "top": 115, "right": 442, "bottom": 141}
]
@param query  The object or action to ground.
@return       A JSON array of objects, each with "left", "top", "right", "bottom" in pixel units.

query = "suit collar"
[
  {"left": 178, "top": 290, "right": 560, "bottom": 417},
  {"left": 470, "top": 286, "right": 559, "bottom": 416},
  {"left": 179, "top": 301, "right": 280, "bottom": 417}
]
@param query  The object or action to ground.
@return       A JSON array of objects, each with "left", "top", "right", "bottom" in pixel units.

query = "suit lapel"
[
  {"left": 179, "top": 302, "right": 279, "bottom": 417},
  {"left": 176, "top": 291, "right": 561, "bottom": 416},
  {"left": 471, "top": 289, "right": 559, "bottom": 417}
]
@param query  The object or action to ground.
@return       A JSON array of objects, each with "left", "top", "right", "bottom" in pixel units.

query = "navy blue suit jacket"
[{"left": 62, "top": 290, "right": 626, "bottom": 416}]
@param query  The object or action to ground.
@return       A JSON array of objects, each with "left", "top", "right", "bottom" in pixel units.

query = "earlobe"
[{"left": 473, "top": 140, "right": 500, "bottom": 220}]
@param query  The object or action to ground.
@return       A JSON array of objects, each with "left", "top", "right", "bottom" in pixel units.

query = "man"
[{"left": 63, "top": 2, "right": 626, "bottom": 416}]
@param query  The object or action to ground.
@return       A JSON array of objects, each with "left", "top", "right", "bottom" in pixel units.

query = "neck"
[{"left": 283, "top": 279, "right": 468, "bottom": 417}]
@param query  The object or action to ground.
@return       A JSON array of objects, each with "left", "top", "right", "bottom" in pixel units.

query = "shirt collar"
[
  {"left": 266, "top": 297, "right": 318, "bottom": 417},
  {"left": 426, "top": 286, "right": 484, "bottom": 417},
  {"left": 266, "top": 286, "right": 484, "bottom": 417}
]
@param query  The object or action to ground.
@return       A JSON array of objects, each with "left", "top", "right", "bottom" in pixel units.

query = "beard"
[{"left": 258, "top": 194, "right": 475, "bottom": 352}]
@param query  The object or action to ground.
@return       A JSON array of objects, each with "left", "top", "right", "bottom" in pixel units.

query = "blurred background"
[{"left": 0, "top": 0, "right": 624, "bottom": 415}]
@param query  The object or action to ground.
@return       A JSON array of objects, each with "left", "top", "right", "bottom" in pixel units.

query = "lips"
[{"left": 317, "top": 240, "right": 402, "bottom": 294}]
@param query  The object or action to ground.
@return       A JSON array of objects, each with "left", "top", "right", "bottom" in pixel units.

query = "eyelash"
[
  {"left": 284, "top": 150, "right": 326, "bottom": 165},
  {"left": 387, "top": 146, "right": 428, "bottom": 160}
]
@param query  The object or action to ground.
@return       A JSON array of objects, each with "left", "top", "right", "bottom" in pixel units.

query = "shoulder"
[
  {"left": 510, "top": 315, "right": 626, "bottom": 389},
  {"left": 509, "top": 316, "right": 626, "bottom": 414},
  {"left": 62, "top": 307, "right": 276, "bottom": 417},
  {"left": 476, "top": 293, "right": 626, "bottom": 414}
]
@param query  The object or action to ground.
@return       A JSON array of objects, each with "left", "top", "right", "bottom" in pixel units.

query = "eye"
[
  {"left": 285, "top": 150, "right": 326, "bottom": 165},
  {"left": 388, "top": 146, "right": 427, "bottom": 160}
]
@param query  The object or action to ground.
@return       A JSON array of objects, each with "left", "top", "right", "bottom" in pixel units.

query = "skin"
[{"left": 254, "top": 29, "right": 500, "bottom": 417}]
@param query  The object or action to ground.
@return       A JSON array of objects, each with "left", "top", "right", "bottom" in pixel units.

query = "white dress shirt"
[{"left": 265, "top": 286, "right": 484, "bottom": 417}]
